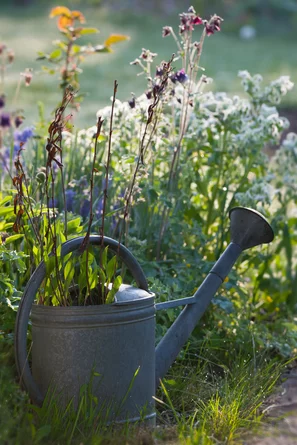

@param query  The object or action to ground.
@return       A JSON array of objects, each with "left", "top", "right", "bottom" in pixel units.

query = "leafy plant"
[{"left": 38, "top": 6, "right": 129, "bottom": 110}]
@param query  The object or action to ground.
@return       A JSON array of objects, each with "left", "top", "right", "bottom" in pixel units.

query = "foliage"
[
  {"left": 0, "top": 4, "right": 297, "bottom": 443},
  {"left": 37, "top": 6, "right": 129, "bottom": 109}
]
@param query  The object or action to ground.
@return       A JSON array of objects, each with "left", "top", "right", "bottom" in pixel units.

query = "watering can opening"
[{"left": 229, "top": 207, "right": 274, "bottom": 250}]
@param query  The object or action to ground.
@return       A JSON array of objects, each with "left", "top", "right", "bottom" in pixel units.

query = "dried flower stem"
[{"left": 101, "top": 80, "right": 118, "bottom": 252}]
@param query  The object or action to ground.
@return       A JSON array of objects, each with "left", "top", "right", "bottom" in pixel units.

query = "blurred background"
[{"left": 0, "top": 0, "right": 297, "bottom": 128}]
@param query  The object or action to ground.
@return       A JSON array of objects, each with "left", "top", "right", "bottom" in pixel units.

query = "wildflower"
[
  {"left": 80, "top": 199, "right": 90, "bottom": 218},
  {"left": 140, "top": 49, "right": 157, "bottom": 62},
  {"left": 21, "top": 69, "right": 33, "bottom": 87},
  {"left": 192, "top": 16, "right": 203, "bottom": 25},
  {"left": 188, "top": 6, "right": 196, "bottom": 14},
  {"left": 65, "top": 189, "right": 76, "bottom": 212},
  {"left": 0, "top": 95, "right": 5, "bottom": 108},
  {"left": 266, "top": 296, "right": 273, "bottom": 304},
  {"left": 0, "top": 112, "right": 11, "bottom": 128},
  {"left": 204, "top": 15, "right": 223, "bottom": 36},
  {"left": 162, "top": 26, "right": 172, "bottom": 37},
  {"left": 14, "top": 127, "right": 34, "bottom": 143},
  {"left": 14, "top": 116, "right": 24, "bottom": 128},
  {"left": 179, "top": 11, "right": 203, "bottom": 34},
  {"left": 156, "top": 67, "right": 164, "bottom": 77},
  {"left": 7, "top": 49, "right": 14, "bottom": 63},
  {"left": 128, "top": 95, "right": 136, "bottom": 109},
  {"left": 172, "top": 69, "right": 189, "bottom": 84},
  {"left": 130, "top": 59, "right": 140, "bottom": 66}
]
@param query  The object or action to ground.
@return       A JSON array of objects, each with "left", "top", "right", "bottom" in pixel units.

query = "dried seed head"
[
  {"left": 21, "top": 69, "right": 33, "bottom": 86},
  {"left": 162, "top": 26, "right": 172, "bottom": 37},
  {"left": 7, "top": 49, "right": 14, "bottom": 63}
]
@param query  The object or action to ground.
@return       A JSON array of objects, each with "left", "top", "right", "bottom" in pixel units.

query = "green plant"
[{"left": 38, "top": 5, "right": 129, "bottom": 110}]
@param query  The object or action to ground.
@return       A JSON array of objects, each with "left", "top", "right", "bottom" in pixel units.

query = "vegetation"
[{"left": 1, "top": 3, "right": 297, "bottom": 444}]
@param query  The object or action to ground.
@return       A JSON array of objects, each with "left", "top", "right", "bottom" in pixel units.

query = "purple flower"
[
  {"left": 0, "top": 112, "right": 11, "bottom": 128},
  {"left": 65, "top": 189, "right": 76, "bottom": 212},
  {"left": 80, "top": 199, "right": 90, "bottom": 218},
  {"left": 171, "top": 69, "right": 189, "bottom": 84},
  {"left": 204, "top": 15, "right": 223, "bottom": 36},
  {"left": 128, "top": 96, "right": 136, "bottom": 108},
  {"left": 48, "top": 197, "right": 58, "bottom": 208},
  {"left": 14, "top": 127, "right": 34, "bottom": 143},
  {"left": 15, "top": 116, "right": 24, "bottom": 127},
  {"left": 0, "top": 95, "right": 5, "bottom": 109},
  {"left": 156, "top": 67, "right": 164, "bottom": 77},
  {"left": 192, "top": 16, "right": 203, "bottom": 25}
]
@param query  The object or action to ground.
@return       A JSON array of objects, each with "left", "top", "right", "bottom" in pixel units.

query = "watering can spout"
[
  {"left": 229, "top": 207, "right": 274, "bottom": 250},
  {"left": 155, "top": 207, "right": 274, "bottom": 387}
]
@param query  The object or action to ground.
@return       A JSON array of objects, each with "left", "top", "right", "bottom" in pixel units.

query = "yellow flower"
[
  {"left": 266, "top": 296, "right": 273, "bottom": 304},
  {"left": 218, "top": 320, "right": 223, "bottom": 328},
  {"left": 224, "top": 276, "right": 229, "bottom": 283},
  {"left": 186, "top": 263, "right": 191, "bottom": 268}
]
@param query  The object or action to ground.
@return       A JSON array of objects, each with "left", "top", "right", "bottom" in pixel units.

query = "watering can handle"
[{"left": 14, "top": 235, "right": 148, "bottom": 406}]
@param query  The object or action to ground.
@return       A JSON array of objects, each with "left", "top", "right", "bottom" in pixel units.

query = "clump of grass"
[{"left": 156, "top": 344, "right": 285, "bottom": 444}]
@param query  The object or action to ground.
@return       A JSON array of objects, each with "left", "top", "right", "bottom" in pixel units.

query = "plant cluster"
[{"left": 0, "top": 4, "right": 297, "bottom": 444}]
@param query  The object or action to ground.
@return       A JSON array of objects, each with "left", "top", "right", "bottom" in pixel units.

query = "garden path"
[{"left": 248, "top": 366, "right": 297, "bottom": 445}]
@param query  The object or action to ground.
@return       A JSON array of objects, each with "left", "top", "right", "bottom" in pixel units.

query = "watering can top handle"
[{"left": 14, "top": 235, "right": 148, "bottom": 406}]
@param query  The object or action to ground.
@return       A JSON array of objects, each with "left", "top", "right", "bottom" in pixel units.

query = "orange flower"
[{"left": 50, "top": 6, "right": 86, "bottom": 31}]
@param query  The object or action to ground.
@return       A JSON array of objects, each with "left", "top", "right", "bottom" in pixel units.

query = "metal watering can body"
[{"left": 14, "top": 207, "right": 274, "bottom": 423}]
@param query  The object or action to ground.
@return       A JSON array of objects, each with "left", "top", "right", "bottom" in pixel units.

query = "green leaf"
[
  {"left": 34, "top": 425, "right": 51, "bottom": 443},
  {"left": 106, "top": 255, "right": 117, "bottom": 281},
  {"left": 0, "top": 206, "right": 14, "bottom": 216},
  {"left": 80, "top": 27, "right": 99, "bottom": 35},
  {"left": 101, "top": 246, "right": 108, "bottom": 269},
  {"left": 5, "top": 234, "right": 24, "bottom": 243},
  {"left": 105, "top": 275, "right": 122, "bottom": 304},
  {"left": 0, "top": 196, "right": 12, "bottom": 206},
  {"left": 49, "top": 49, "right": 62, "bottom": 59}
]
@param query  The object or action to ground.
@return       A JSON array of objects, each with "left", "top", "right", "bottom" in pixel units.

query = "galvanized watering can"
[{"left": 15, "top": 207, "right": 274, "bottom": 425}]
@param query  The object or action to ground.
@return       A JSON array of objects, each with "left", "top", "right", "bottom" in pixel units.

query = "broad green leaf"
[
  {"left": 0, "top": 206, "right": 14, "bottom": 216},
  {"left": 49, "top": 49, "right": 62, "bottom": 59},
  {"left": 5, "top": 234, "right": 24, "bottom": 243},
  {"left": 0, "top": 196, "right": 12, "bottom": 206},
  {"left": 67, "top": 217, "right": 82, "bottom": 232}
]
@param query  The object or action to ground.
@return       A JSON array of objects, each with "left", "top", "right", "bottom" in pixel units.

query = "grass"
[
  {"left": 0, "top": 334, "right": 286, "bottom": 444},
  {"left": 0, "top": 3, "right": 296, "bottom": 129}
]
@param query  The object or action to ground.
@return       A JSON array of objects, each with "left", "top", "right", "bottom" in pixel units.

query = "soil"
[{"left": 247, "top": 365, "right": 297, "bottom": 445}]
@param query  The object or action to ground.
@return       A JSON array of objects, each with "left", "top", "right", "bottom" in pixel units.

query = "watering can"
[{"left": 15, "top": 207, "right": 274, "bottom": 425}]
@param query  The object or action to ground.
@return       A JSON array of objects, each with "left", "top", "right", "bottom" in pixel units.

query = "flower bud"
[{"left": 36, "top": 171, "right": 46, "bottom": 184}]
